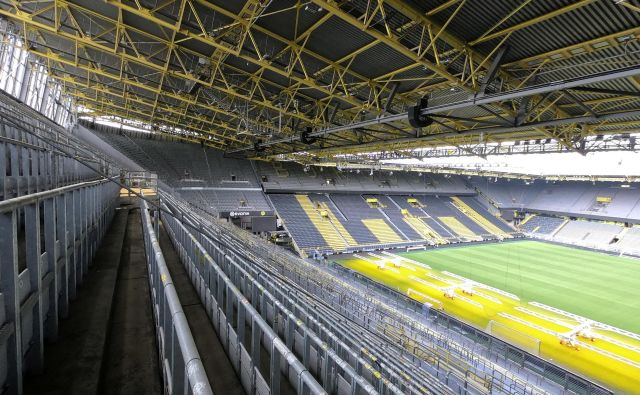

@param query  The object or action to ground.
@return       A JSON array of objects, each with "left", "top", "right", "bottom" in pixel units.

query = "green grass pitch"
[{"left": 399, "top": 240, "right": 640, "bottom": 334}]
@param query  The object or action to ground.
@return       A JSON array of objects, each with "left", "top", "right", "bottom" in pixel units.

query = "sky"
[{"left": 385, "top": 150, "right": 640, "bottom": 176}]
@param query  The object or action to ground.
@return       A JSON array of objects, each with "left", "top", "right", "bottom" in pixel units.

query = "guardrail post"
[
  {"left": 0, "top": 209, "right": 22, "bottom": 395},
  {"left": 251, "top": 317, "right": 261, "bottom": 367},
  {"left": 270, "top": 342, "right": 281, "bottom": 394},
  {"left": 59, "top": 192, "right": 70, "bottom": 317},
  {"left": 43, "top": 196, "right": 58, "bottom": 340},
  {"left": 25, "top": 201, "right": 45, "bottom": 373}
]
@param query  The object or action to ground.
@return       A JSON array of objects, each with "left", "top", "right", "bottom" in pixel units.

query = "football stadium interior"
[{"left": 0, "top": 1, "right": 639, "bottom": 395}]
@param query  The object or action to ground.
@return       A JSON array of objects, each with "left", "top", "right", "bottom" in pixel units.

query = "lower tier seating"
[{"left": 269, "top": 193, "right": 516, "bottom": 254}]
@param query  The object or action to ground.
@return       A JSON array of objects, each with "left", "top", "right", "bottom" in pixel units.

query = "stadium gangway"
[
  {"left": 161, "top": 193, "right": 485, "bottom": 395},
  {"left": 0, "top": 178, "right": 120, "bottom": 394},
  {"left": 139, "top": 198, "right": 213, "bottom": 395}
]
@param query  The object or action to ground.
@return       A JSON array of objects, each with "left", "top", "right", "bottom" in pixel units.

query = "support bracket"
[{"left": 407, "top": 97, "right": 433, "bottom": 128}]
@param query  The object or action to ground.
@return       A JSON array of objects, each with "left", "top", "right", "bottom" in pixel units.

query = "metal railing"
[
  {"left": 166, "top": 191, "right": 607, "bottom": 395},
  {"left": 139, "top": 198, "right": 213, "bottom": 395},
  {"left": 161, "top": 193, "right": 467, "bottom": 394},
  {"left": 0, "top": 178, "right": 120, "bottom": 394},
  {"left": 0, "top": 91, "right": 120, "bottom": 201},
  {"left": 161, "top": 199, "right": 328, "bottom": 395}
]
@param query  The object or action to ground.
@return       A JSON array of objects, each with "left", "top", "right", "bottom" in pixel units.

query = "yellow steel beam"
[
  {"left": 0, "top": 1, "right": 320, "bottom": 128},
  {"left": 70, "top": 92, "right": 229, "bottom": 149},
  {"left": 49, "top": 72, "right": 245, "bottom": 142},
  {"left": 469, "top": 0, "right": 596, "bottom": 46},
  {"left": 504, "top": 26, "right": 640, "bottom": 67},
  {"left": 105, "top": 0, "right": 371, "bottom": 114}
]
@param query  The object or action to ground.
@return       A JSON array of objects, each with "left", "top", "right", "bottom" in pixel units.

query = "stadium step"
[
  {"left": 317, "top": 202, "right": 357, "bottom": 245},
  {"left": 520, "top": 213, "right": 536, "bottom": 226},
  {"left": 450, "top": 197, "right": 512, "bottom": 238},
  {"left": 403, "top": 216, "right": 447, "bottom": 244},
  {"left": 295, "top": 195, "right": 348, "bottom": 250},
  {"left": 438, "top": 216, "right": 482, "bottom": 241},
  {"left": 377, "top": 207, "right": 410, "bottom": 240},
  {"left": 551, "top": 218, "right": 570, "bottom": 236},
  {"left": 361, "top": 218, "right": 403, "bottom": 243}
]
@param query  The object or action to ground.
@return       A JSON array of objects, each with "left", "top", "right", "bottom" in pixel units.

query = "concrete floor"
[
  {"left": 25, "top": 208, "right": 129, "bottom": 394},
  {"left": 100, "top": 207, "right": 162, "bottom": 395},
  {"left": 24, "top": 206, "right": 162, "bottom": 395},
  {"left": 158, "top": 221, "right": 246, "bottom": 395}
]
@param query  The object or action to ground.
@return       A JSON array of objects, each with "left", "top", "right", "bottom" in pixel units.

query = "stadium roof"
[{"left": 1, "top": 0, "right": 639, "bottom": 160}]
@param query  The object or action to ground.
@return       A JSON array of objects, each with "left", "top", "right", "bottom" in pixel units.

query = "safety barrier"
[
  {"left": 166, "top": 191, "right": 617, "bottom": 394},
  {"left": 161, "top": 200, "right": 329, "bottom": 395},
  {"left": 0, "top": 91, "right": 118, "bottom": 201},
  {"left": 161, "top": 193, "right": 458, "bottom": 395},
  {"left": 0, "top": 178, "right": 120, "bottom": 394},
  {"left": 139, "top": 198, "right": 212, "bottom": 395}
]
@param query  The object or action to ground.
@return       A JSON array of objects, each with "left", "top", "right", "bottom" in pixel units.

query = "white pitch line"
[{"left": 380, "top": 251, "right": 431, "bottom": 269}]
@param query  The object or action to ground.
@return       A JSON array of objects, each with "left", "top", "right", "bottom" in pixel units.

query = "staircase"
[
  {"left": 438, "top": 216, "right": 482, "bottom": 241},
  {"left": 377, "top": 207, "right": 410, "bottom": 240},
  {"left": 362, "top": 219, "right": 403, "bottom": 243},
  {"left": 317, "top": 202, "right": 357, "bottom": 245},
  {"left": 520, "top": 214, "right": 536, "bottom": 226},
  {"left": 551, "top": 218, "right": 570, "bottom": 237},
  {"left": 450, "top": 197, "right": 512, "bottom": 238},
  {"left": 295, "top": 195, "right": 348, "bottom": 250},
  {"left": 404, "top": 216, "right": 447, "bottom": 244}
]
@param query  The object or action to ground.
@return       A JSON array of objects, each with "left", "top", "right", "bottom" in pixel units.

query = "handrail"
[
  {"left": 160, "top": 201, "right": 328, "bottom": 395},
  {"left": 139, "top": 198, "right": 213, "bottom": 395},
  {"left": 161, "top": 193, "right": 453, "bottom": 394},
  {"left": 0, "top": 178, "right": 112, "bottom": 212}
]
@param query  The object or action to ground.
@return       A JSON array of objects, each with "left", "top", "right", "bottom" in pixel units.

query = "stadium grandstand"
[{"left": 0, "top": 1, "right": 639, "bottom": 395}]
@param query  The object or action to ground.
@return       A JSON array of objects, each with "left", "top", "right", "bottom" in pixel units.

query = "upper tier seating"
[
  {"left": 554, "top": 220, "right": 623, "bottom": 245},
  {"left": 179, "top": 190, "right": 271, "bottom": 213},
  {"left": 256, "top": 161, "right": 472, "bottom": 194},
  {"left": 87, "top": 127, "right": 271, "bottom": 214},
  {"left": 471, "top": 177, "right": 640, "bottom": 222},
  {"left": 92, "top": 128, "right": 260, "bottom": 188}
]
